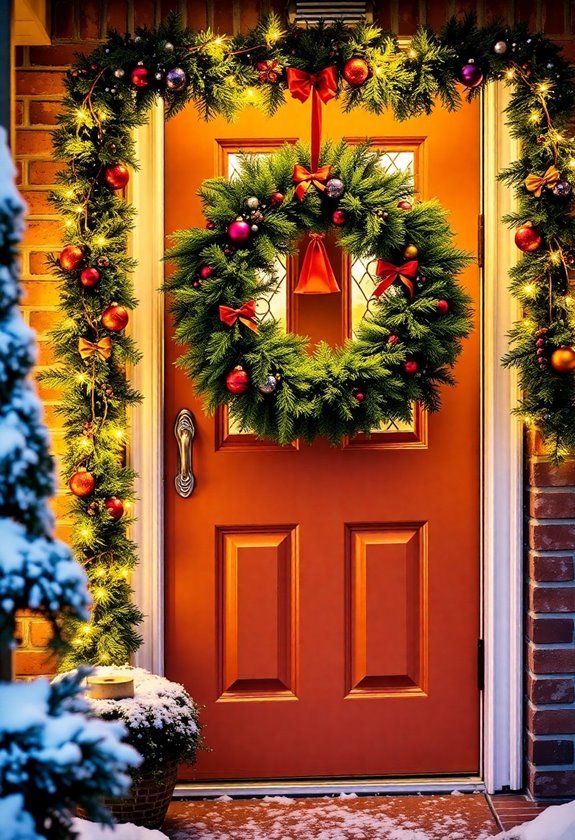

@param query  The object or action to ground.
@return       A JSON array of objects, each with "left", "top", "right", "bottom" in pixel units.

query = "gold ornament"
[{"left": 403, "top": 244, "right": 419, "bottom": 259}]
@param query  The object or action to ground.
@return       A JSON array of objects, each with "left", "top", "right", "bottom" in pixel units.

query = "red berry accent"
[
  {"left": 192, "top": 281, "right": 201, "bottom": 289},
  {"left": 436, "top": 299, "right": 449, "bottom": 314},
  {"left": 355, "top": 392, "right": 365, "bottom": 402},
  {"left": 199, "top": 265, "right": 214, "bottom": 279},
  {"left": 332, "top": 209, "right": 347, "bottom": 226},
  {"left": 536, "top": 338, "right": 545, "bottom": 347},
  {"left": 398, "top": 200, "right": 412, "bottom": 211},
  {"left": 206, "top": 220, "right": 216, "bottom": 230},
  {"left": 387, "top": 335, "right": 399, "bottom": 345},
  {"left": 403, "top": 360, "right": 419, "bottom": 375}
]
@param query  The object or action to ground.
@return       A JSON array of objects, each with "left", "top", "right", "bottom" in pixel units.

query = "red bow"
[
  {"left": 286, "top": 66, "right": 338, "bottom": 171},
  {"left": 373, "top": 260, "right": 419, "bottom": 299},
  {"left": 292, "top": 163, "right": 333, "bottom": 201},
  {"left": 219, "top": 300, "right": 259, "bottom": 332}
]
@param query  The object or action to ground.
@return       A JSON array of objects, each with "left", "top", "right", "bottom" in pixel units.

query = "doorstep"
[
  {"left": 163, "top": 793, "right": 499, "bottom": 838},
  {"left": 488, "top": 793, "right": 552, "bottom": 832}
]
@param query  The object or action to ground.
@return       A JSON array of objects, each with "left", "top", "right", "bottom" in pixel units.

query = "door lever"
[{"left": 174, "top": 409, "right": 196, "bottom": 498}]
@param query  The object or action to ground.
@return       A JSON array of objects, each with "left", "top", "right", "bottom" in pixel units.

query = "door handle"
[{"left": 174, "top": 409, "right": 196, "bottom": 498}]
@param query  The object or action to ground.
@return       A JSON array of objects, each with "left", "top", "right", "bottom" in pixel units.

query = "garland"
[
  {"left": 166, "top": 141, "right": 472, "bottom": 443},
  {"left": 46, "top": 12, "right": 575, "bottom": 665}
]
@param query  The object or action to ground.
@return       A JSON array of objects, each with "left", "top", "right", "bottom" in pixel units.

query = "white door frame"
[{"left": 129, "top": 83, "right": 523, "bottom": 794}]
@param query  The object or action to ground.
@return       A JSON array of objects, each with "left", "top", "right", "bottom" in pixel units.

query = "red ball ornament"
[
  {"left": 101, "top": 302, "right": 129, "bottom": 331},
  {"left": 436, "top": 299, "right": 450, "bottom": 314},
  {"left": 398, "top": 200, "right": 412, "bottom": 211},
  {"left": 206, "top": 220, "right": 216, "bottom": 230},
  {"left": 270, "top": 191, "right": 285, "bottom": 207},
  {"left": 104, "top": 497, "right": 125, "bottom": 520},
  {"left": 199, "top": 265, "right": 214, "bottom": 279},
  {"left": 343, "top": 57, "right": 369, "bottom": 87},
  {"left": 403, "top": 359, "right": 419, "bottom": 375},
  {"left": 104, "top": 164, "right": 130, "bottom": 190},
  {"left": 387, "top": 334, "right": 399, "bottom": 345},
  {"left": 192, "top": 281, "right": 201, "bottom": 289},
  {"left": 80, "top": 267, "right": 100, "bottom": 288},
  {"left": 69, "top": 467, "right": 95, "bottom": 498},
  {"left": 458, "top": 61, "right": 484, "bottom": 89},
  {"left": 227, "top": 220, "right": 251, "bottom": 244},
  {"left": 131, "top": 66, "right": 149, "bottom": 88},
  {"left": 332, "top": 209, "right": 347, "bottom": 226},
  {"left": 355, "top": 391, "right": 365, "bottom": 402},
  {"left": 551, "top": 346, "right": 575, "bottom": 372},
  {"left": 226, "top": 365, "right": 250, "bottom": 394},
  {"left": 515, "top": 222, "right": 543, "bottom": 253},
  {"left": 59, "top": 245, "right": 85, "bottom": 271}
]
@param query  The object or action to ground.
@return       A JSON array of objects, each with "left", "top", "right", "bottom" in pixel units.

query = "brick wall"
[{"left": 12, "top": 0, "right": 575, "bottom": 796}]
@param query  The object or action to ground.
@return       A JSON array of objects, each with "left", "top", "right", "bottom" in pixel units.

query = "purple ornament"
[
  {"left": 552, "top": 180, "right": 573, "bottom": 201},
  {"left": 458, "top": 61, "right": 484, "bottom": 89},
  {"left": 325, "top": 178, "right": 345, "bottom": 199},
  {"left": 166, "top": 67, "right": 187, "bottom": 91},
  {"left": 227, "top": 220, "right": 251, "bottom": 244}
]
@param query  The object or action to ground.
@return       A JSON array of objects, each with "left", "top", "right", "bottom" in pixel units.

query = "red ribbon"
[
  {"left": 219, "top": 300, "right": 259, "bottom": 332},
  {"left": 286, "top": 66, "right": 338, "bottom": 171},
  {"left": 292, "top": 163, "right": 332, "bottom": 202},
  {"left": 294, "top": 233, "right": 340, "bottom": 295},
  {"left": 373, "top": 260, "right": 419, "bottom": 299}
]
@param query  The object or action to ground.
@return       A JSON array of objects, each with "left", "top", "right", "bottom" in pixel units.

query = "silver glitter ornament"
[
  {"left": 164, "top": 42, "right": 174, "bottom": 51},
  {"left": 552, "top": 180, "right": 573, "bottom": 200},
  {"left": 251, "top": 224, "right": 259, "bottom": 233},
  {"left": 258, "top": 375, "right": 278, "bottom": 395},
  {"left": 246, "top": 196, "right": 260, "bottom": 210},
  {"left": 114, "top": 68, "right": 125, "bottom": 78},
  {"left": 325, "top": 178, "right": 345, "bottom": 199},
  {"left": 166, "top": 67, "right": 187, "bottom": 91},
  {"left": 494, "top": 40, "right": 508, "bottom": 55},
  {"left": 155, "top": 71, "right": 164, "bottom": 81}
]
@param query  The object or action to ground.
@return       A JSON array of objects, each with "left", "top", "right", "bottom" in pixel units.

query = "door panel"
[{"left": 164, "top": 93, "right": 481, "bottom": 780}]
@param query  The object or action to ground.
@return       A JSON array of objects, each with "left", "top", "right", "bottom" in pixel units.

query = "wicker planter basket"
[{"left": 103, "top": 758, "right": 179, "bottom": 829}]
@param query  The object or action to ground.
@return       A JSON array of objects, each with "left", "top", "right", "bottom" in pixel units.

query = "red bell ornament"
[
  {"left": 226, "top": 365, "right": 250, "bottom": 394},
  {"left": 104, "top": 497, "right": 125, "bottom": 520},
  {"left": 104, "top": 164, "right": 130, "bottom": 190},
  {"left": 101, "top": 303, "right": 129, "bottom": 331},
  {"left": 69, "top": 468, "right": 95, "bottom": 498},
  {"left": 59, "top": 245, "right": 85, "bottom": 271},
  {"left": 551, "top": 346, "right": 575, "bottom": 372},
  {"left": 80, "top": 267, "right": 100, "bottom": 288},
  {"left": 515, "top": 222, "right": 543, "bottom": 253},
  {"left": 343, "top": 57, "right": 369, "bottom": 87},
  {"left": 131, "top": 66, "right": 149, "bottom": 88}
]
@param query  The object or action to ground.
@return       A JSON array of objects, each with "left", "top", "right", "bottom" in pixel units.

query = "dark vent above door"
[{"left": 287, "top": 1, "right": 374, "bottom": 25}]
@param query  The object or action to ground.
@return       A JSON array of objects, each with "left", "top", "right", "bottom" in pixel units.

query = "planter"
[{"left": 102, "top": 758, "right": 179, "bottom": 830}]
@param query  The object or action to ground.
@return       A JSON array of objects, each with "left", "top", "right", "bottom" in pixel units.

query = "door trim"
[{"left": 130, "top": 86, "right": 523, "bottom": 793}]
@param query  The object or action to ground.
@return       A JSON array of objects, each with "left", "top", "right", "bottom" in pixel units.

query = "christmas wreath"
[{"left": 166, "top": 141, "right": 473, "bottom": 444}]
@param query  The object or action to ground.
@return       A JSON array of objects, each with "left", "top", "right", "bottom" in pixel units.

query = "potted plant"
[{"left": 71, "top": 666, "right": 201, "bottom": 830}]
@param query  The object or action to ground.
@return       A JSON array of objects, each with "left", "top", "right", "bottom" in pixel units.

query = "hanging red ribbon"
[
  {"left": 294, "top": 233, "right": 340, "bottom": 295},
  {"left": 373, "top": 260, "right": 419, "bottom": 299},
  {"left": 219, "top": 300, "right": 259, "bottom": 332},
  {"left": 286, "top": 66, "right": 338, "bottom": 171},
  {"left": 292, "top": 163, "right": 332, "bottom": 202}
]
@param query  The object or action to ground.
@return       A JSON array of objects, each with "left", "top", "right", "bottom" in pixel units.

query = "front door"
[{"left": 164, "top": 92, "right": 481, "bottom": 780}]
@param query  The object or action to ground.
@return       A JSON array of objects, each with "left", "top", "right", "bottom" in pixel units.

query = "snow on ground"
[
  {"left": 494, "top": 799, "right": 575, "bottom": 840},
  {"left": 74, "top": 819, "right": 168, "bottom": 839}
]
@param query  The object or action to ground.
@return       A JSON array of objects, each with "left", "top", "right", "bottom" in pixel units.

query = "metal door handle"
[{"left": 174, "top": 409, "right": 196, "bottom": 498}]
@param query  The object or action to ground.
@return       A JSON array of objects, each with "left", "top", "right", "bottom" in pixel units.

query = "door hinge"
[
  {"left": 477, "top": 213, "right": 485, "bottom": 269},
  {"left": 477, "top": 639, "right": 485, "bottom": 691}
]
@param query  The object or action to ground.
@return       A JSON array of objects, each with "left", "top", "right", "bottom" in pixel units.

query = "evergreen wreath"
[
  {"left": 166, "top": 141, "right": 472, "bottom": 444},
  {"left": 45, "top": 11, "right": 575, "bottom": 666}
]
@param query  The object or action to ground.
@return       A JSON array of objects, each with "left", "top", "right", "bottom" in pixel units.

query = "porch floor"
[{"left": 163, "top": 792, "right": 503, "bottom": 838}]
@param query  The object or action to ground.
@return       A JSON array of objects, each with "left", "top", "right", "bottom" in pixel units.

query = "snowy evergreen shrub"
[{"left": 71, "top": 667, "right": 201, "bottom": 778}]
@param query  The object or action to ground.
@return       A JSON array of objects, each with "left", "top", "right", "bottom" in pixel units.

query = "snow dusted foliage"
[
  {"left": 0, "top": 128, "right": 89, "bottom": 645},
  {"left": 73, "top": 667, "right": 201, "bottom": 777},
  {"left": 0, "top": 670, "right": 141, "bottom": 840}
]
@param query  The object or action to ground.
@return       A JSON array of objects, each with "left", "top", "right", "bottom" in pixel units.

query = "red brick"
[
  {"left": 13, "top": 649, "right": 56, "bottom": 676},
  {"left": 530, "top": 522, "right": 575, "bottom": 551},
  {"left": 36, "top": 380, "right": 62, "bottom": 402},
  {"left": 29, "top": 45, "right": 81, "bottom": 67},
  {"left": 29, "top": 101, "right": 62, "bottom": 127},
  {"left": 529, "top": 645, "right": 575, "bottom": 674},
  {"left": 29, "top": 251, "right": 53, "bottom": 275},
  {"left": 50, "top": 494, "right": 71, "bottom": 519},
  {"left": 37, "top": 340, "right": 57, "bottom": 366},
  {"left": 529, "top": 676, "right": 575, "bottom": 705},
  {"left": 16, "top": 71, "right": 66, "bottom": 96},
  {"left": 15, "top": 101, "right": 24, "bottom": 126},
  {"left": 28, "top": 161, "right": 62, "bottom": 186},
  {"left": 530, "top": 554, "right": 575, "bottom": 582},
  {"left": 29, "top": 620, "right": 54, "bottom": 649},
  {"left": 528, "top": 706, "right": 575, "bottom": 735},
  {"left": 23, "top": 220, "right": 62, "bottom": 247},
  {"left": 529, "top": 584, "right": 575, "bottom": 612},
  {"left": 528, "top": 736, "right": 574, "bottom": 766},
  {"left": 22, "top": 281, "right": 61, "bottom": 307},
  {"left": 531, "top": 490, "right": 575, "bottom": 519},
  {"left": 16, "top": 130, "right": 54, "bottom": 157},
  {"left": 528, "top": 765, "right": 575, "bottom": 798},
  {"left": 15, "top": 161, "right": 23, "bottom": 186},
  {"left": 530, "top": 459, "right": 575, "bottom": 487},
  {"left": 528, "top": 616, "right": 574, "bottom": 644},
  {"left": 20, "top": 191, "right": 56, "bottom": 216},
  {"left": 29, "top": 310, "right": 60, "bottom": 333}
]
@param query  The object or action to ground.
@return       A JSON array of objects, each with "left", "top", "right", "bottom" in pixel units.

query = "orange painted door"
[{"left": 164, "top": 93, "right": 481, "bottom": 780}]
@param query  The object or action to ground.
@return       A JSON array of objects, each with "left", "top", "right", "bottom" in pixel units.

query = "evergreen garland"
[
  {"left": 166, "top": 140, "right": 472, "bottom": 443},
  {"left": 47, "top": 12, "right": 575, "bottom": 665}
]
